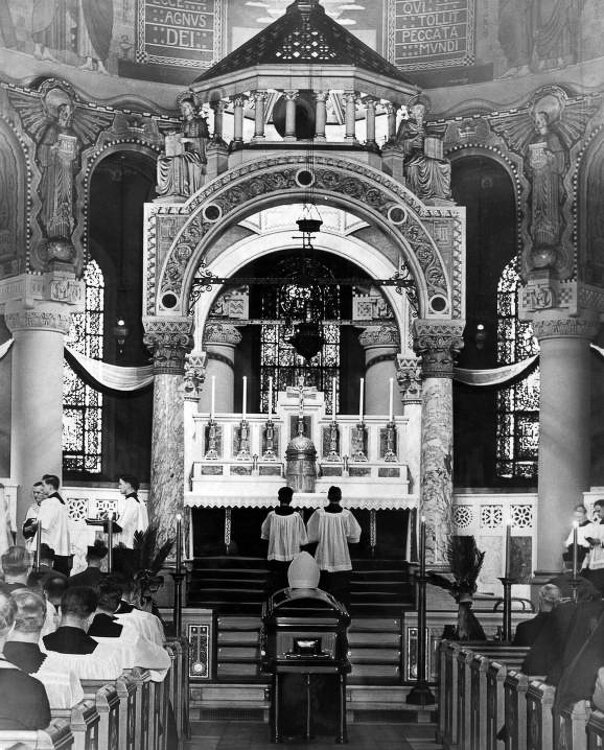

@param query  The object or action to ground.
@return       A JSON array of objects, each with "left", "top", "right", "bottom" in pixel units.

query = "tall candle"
[
  {"left": 268, "top": 376, "right": 273, "bottom": 421},
  {"left": 388, "top": 378, "right": 394, "bottom": 422},
  {"left": 358, "top": 378, "right": 364, "bottom": 422},
  {"left": 35, "top": 521, "right": 41, "bottom": 571},
  {"left": 176, "top": 513, "right": 183, "bottom": 570},
  {"left": 242, "top": 376, "right": 247, "bottom": 420},
  {"left": 210, "top": 375, "right": 216, "bottom": 420},
  {"left": 107, "top": 512, "right": 114, "bottom": 574},
  {"left": 572, "top": 521, "right": 579, "bottom": 579},
  {"left": 332, "top": 377, "right": 336, "bottom": 422},
  {"left": 505, "top": 521, "right": 511, "bottom": 578},
  {"left": 419, "top": 515, "right": 426, "bottom": 578}
]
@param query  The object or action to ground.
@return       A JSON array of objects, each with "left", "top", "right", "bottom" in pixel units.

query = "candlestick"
[
  {"left": 505, "top": 521, "right": 511, "bottom": 578},
  {"left": 358, "top": 378, "right": 364, "bottom": 422},
  {"left": 388, "top": 378, "right": 394, "bottom": 422},
  {"left": 210, "top": 375, "right": 216, "bottom": 420},
  {"left": 242, "top": 376, "right": 247, "bottom": 420},
  {"left": 419, "top": 515, "right": 426, "bottom": 578},
  {"left": 176, "top": 514, "right": 183, "bottom": 570},
  {"left": 268, "top": 376, "right": 273, "bottom": 421},
  {"left": 572, "top": 521, "right": 579, "bottom": 579},
  {"left": 107, "top": 512, "right": 114, "bottom": 573},
  {"left": 35, "top": 521, "right": 41, "bottom": 571},
  {"left": 332, "top": 377, "right": 336, "bottom": 422}
]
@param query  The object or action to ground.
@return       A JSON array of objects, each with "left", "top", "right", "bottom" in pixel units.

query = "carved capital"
[
  {"left": 358, "top": 325, "right": 400, "bottom": 350},
  {"left": 252, "top": 91, "right": 268, "bottom": 105},
  {"left": 203, "top": 323, "right": 243, "bottom": 347},
  {"left": 412, "top": 320, "right": 465, "bottom": 378},
  {"left": 184, "top": 352, "right": 206, "bottom": 400},
  {"left": 532, "top": 314, "right": 600, "bottom": 342},
  {"left": 4, "top": 305, "right": 72, "bottom": 335},
  {"left": 283, "top": 90, "right": 299, "bottom": 102},
  {"left": 314, "top": 91, "right": 329, "bottom": 103},
  {"left": 397, "top": 356, "right": 422, "bottom": 403},
  {"left": 143, "top": 316, "right": 193, "bottom": 375}
]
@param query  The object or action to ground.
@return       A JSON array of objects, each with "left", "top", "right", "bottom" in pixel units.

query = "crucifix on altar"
[{"left": 286, "top": 376, "right": 317, "bottom": 437}]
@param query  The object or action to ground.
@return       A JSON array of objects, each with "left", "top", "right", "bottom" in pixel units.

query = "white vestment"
[
  {"left": 306, "top": 508, "right": 361, "bottom": 572},
  {"left": 261, "top": 511, "right": 308, "bottom": 561},
  {"left": 38, "top": 494, "right": 70, "bottom": 556}
]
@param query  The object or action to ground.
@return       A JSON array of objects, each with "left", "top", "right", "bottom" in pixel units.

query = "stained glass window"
[
  {"left": 496, "top": 259, "right": 540, "bottom": 480},
  {"left": 259, "top": 258, "right": 340, "bottom": 414},
  {"left": 62, "top": 260, "right": 104, "bottom": 473}
]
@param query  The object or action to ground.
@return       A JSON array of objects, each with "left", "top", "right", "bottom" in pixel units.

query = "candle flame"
[
  {"left": 176, "top": 514, "right": 182, "bottom": 522},
  {"left": 420, "top": 515, "right": 426, "bottom": 524},
  {"left": 572, "top": 520, "right": 579, "bottom": 529}
]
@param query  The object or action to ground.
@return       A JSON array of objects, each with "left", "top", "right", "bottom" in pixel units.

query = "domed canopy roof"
[{"left": 192, "top": 0, "right": 418, "bottom": 103}]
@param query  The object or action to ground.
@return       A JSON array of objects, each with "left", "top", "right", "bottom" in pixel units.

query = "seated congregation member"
[
  {"left": 261, "top": 486, "right": 308, "bottom": 593},
  {"left": 38, "top": 474, "right": 71, "bottom": 576},
  {"left": 68, "top": 539, "right": 107, "bottom": 590},
  {"left": 0, "top": 590, "right": 51, "bottom": 730},
  {"left": 306, "top": 486, "right": 361, "bottom": 610},
  {"left": 27, "top": 544, "right": 67, "bottom": 588},
  {"left": 0, "top": 545, "right": 31, "bottom": 594},
  {"left": 110, "top": 573, "right": 165, "bottom": 646},
  {"left": 43, "top": 574, "right": 68, "bottom": 633},
  {"left": 88, "top": 580, "right": 124, "bottom": 638},
  {"left": 43, "top": 586, "right": 99, "bottom": 655},
  {"left": 513, "top": 584, "right": 560, "bottom": 646}
]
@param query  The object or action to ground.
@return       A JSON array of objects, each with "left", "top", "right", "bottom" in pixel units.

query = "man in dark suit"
[
  {"left": 43, "top": 586, "right": 99, "bottom": 655},
  {"left": 88, "top": 580, "right": 123, "bottom": 638},
  {"left": 68, "top": 540, "right": 107, "bottom": 590},
  {"left": 513, "top": 583, "right": 561, "bottom": 646},
  {"left": 4, "top": 589, "right": 47, "bottom": 673}
]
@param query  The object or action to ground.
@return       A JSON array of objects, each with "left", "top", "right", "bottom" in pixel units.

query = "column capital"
[
  {"left": 412, "top": 320, "right": 465, "bottom": 378},
  {"left": 283, "top": 90, "right": 299, "bottom": 101},
  {"left": 184, "top": 352, "right": 207, "bottom": 400},
  {"left": 0, "top": 271, "right": 85, "bottom": 313},
  {"left": 358, "top": 324, "right": 400, "bottom": 349},
  {"left": 4, "top": 303, "right": 73, "bottom": 335},
  {"left": 397, "top": 355, "right": 422, "bottom": 403},
  {"left": 364, "top": 97, "right": 378, "bottom": 111},
  {"left": 211, "top": 100, "right": 227, "bottom": 114},
  {"left": 232, "top": 95, "right": 247, "bottom": 107},
  {"left": 314, "top": 91, "right": 329, "bottom": 102},
  {"left": 252, "top": 90, "right": 268, "bottom": 104},
  {"left": 143, "top": 316, "right": 193, "bottom": 375},
  {"left": 203, "top": 322, "right": 243, "bottom": 347},
  {"left": 532, "top": 313, "right": 601, "bottom": 342}
]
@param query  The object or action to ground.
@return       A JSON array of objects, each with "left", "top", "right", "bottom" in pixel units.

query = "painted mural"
[{"left": 0, "top": 0, "right": 601, "bottom": 86}]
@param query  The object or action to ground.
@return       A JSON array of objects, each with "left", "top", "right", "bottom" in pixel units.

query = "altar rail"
[
  {"left": 0, "top": 637, "right": 188, "bottom": 750},
  {"left": 437, "top": 638, "right": 604, "bottom": 750}
]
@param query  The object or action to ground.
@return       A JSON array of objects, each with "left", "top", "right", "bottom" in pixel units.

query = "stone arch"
[
  {"left": 144, "top": 155, "right": 464, "bottom": 323},
  {"left": 577, "top": 125, "right": 604, "bottom": 285}
]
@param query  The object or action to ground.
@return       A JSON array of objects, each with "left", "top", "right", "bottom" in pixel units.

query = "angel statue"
[
  {"left": 157, "top": 94, "right": 210, "bottom": 200},
  {"left": 491, "top": 87, "right": 597, "bottom": 272},
  {"left": 396, "top": 97, "right": 451, "bottom": 203},
  {"left": 8, "top": 81, "right": 113, "bottom": 267}
]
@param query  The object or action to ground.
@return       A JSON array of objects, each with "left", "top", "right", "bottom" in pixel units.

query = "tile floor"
[{"left": 185, "top": 721, "right": 443, "bottom": 749}]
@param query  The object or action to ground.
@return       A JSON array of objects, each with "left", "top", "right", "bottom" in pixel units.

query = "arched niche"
[
  {"left": 578, "top": 130, "right": 604, "bottom": 286},
  {"left": 449, "top": 151, "right": 519, "bottom": 488},
  {"left": 0, "top": 120, "right": 28, "bottom": 278}
]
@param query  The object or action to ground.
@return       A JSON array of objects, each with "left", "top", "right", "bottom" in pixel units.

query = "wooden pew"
[
  {"left": 437, "top": 639, "right": 459, "bottom": 746},
  {"left": 586, "top": 707, "right": 604, "bottom": 749},
  {"left": 116, "top": 672, "right": 138, "bottom": 750},
  {"left": 504, "top": 668, "right": 529, "bottom": 750},
  {"left": 486, "top": 660, "right": 508, "bottom": 750},
  {"left": 470, "top": 654, "right": 490, "bottom": 750},
  {"left": 556, "top": 699, "right": 590, "bottom": 750},
  {"left": 526, "top": 680, "right": 554, "bottom": 750},
  {"left": 56, "top": 700, "right": 100, "bottom": 750},
  {"left": 129, "top": 667, "right": 152, "bottom": 750},
  {"left": 165, "top": 637, "right": 189, "bottom": 743},
  {"left": 456, "top": 646, "right": 474, "bottom": 750},
  {"left": 0, "top": 718, "right": 73, "bottom": 750}
]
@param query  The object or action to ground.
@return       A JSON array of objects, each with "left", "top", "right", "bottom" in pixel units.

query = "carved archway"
[{"left": 143, "top": 155, "right": 465, "bottom": 324}]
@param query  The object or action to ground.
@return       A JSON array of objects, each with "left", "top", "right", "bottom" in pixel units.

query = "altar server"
[
  {"left": 114, "top": 473, "right": 148, "bottom": 549},
  {"left": 37, "top": 474, "right": 71, "bottom": 576},
  {"left": 261, "top": 486, "right": 308, "bottom": 593}
]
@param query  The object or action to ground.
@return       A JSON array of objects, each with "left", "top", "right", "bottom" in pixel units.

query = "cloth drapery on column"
[
  {"left": 453, "top": 354, "right": 539, "bottom": 386},
  {"left": 64, "top": 345, "right": 154, "bottom": 391}
]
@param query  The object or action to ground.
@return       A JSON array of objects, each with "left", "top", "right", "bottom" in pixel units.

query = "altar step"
[
  {"left": 188, "top": 556, "right": 415, "bottom": 617},
  {"left": 212, "top": 615, "right": 405, "bottom": 685}
]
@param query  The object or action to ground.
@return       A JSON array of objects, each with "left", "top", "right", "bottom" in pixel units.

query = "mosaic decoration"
[
  {"left": 496, "top": 259, "right": 539, "bottom": 480},
  {"left": 62, "top": 260, "right": 104, "bottom": 474}
]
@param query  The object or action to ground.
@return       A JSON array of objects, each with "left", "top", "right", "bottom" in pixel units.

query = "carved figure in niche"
[
  {"left": 397, "top": 99, "right": 451, "bottom": 202},
  {"left": 8, "top": 80, "right": 114, "bottom": 268},
  {"left": 498, "top": 0, "right": 532, "bottom": 77},
  {"left": 157, "top": 94, "right": 209, "bottom": 200},
  {"left": 528, "top": 110, "right": 567, "bottom": 262},
  {"left": 531, "top": 0, "right": 584, "bottom": 71}
]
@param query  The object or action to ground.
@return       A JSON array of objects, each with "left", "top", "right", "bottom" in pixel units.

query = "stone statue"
[
  {"left": 528, "top": 110, "right": 567, "bottom": 265},
  {"left": 397, "top": 100, "right": 451, "bottom": 202},
  {"left": 157, "top": 94, "right": 209, "bottom": 200}
]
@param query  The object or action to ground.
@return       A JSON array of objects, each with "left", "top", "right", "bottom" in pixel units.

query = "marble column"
[
  {"left": 284, "top": 91, "right": 298, "bottom": 141},
  {"left": 413, "top": 320, "right": 465, "bottom": 566},
  {"left": 252, "top": 91, "right": 267, "bottom": 140},
  {"left": 532, "top": 313, "right": 599, "bottom": 573},
  {"left": 199, "top": 323, "right": 242, "bottom": 414},
  {"left": 344, "top": 92, "right": 357, "bottom": 142},
  {"left": 358, "top": 325, "right": 401, "bottom": 416},
  {"left": 143, "top": 316, "right": 193, "bottom": 548},
  {"left": 397, "top": 356, "right": 423, "bottom": 497},
  {"left": 365, "top": 98, "right": 377, "bottom": 147},
  {"left": 233, "top": 96, "right": 246, "bottom": 144},
  {"left": 314, "top": 92, "right": 328, "bottom": 141}
]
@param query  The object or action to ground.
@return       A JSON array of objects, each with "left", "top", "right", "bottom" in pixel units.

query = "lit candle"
[
  {"left": 210, "top": 375, "right": 216, "bottom": 420},
  {"left": 176, "top": 513, "right": 183, "bottom": 570},
  {"left": 572, "top": 520, "right": 579, "bottom": 579},
  {"left": 268, "top": 376, "right": 273, "bottom": 421},
  {"left": 242, "top": 376, "right": 247, "bottom": 420},
  {"left": 35, "top": 521, "right": 41, "bottom": 571},
  {"left": 107, "top": 512, "right": 114, "bottom": 574},
  {"left": 419, "top": 515, "right": 426, "bottom": 578},
  {"left": 359, "top": 378, "right": 364, "bottom": 422},
  {"left": 388, "top": 378, "right": 394, "bottom": 422},
  {"left": 505, "top": 521, "right": 511, "bottom": 578},
  {"left": 332, "top": 377, "right": 336, "bottom": 422}
]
